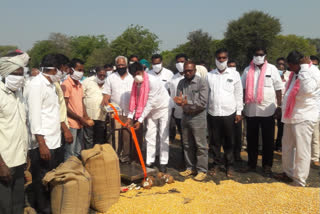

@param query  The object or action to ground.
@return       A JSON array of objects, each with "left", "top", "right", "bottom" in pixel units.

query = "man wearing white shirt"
[
  {"left": 275, "top": 51, "right": 320, "bottom": 187},
  {"left": 0, "top": 55, "right": 28, "bottom": 214},
  {"left": 127, "top": 62, "right": 172, "bottom": 172},
  {"left": 83, "top": 67, "right": 107, "bottom": 148},
  {"left": 148, "top": 54, "right": 173, "bottom": 90},
  {"left": 207, "top": 49, "right": 243, "bottom": 177},
  {"left": 168, "top": 53, "right": 187, "bottom": 164},
  {"left": 26, "top": 54, "right": 63, "bottom": 213},
  {"left": 310, "top": 55, "right": 320, "bottom": 167},
  {"left": 102, "top": 56, "right": 134, "bottom": 163},
  {"left": 241, "top": 47, "right": 283, "bottom": 175}
]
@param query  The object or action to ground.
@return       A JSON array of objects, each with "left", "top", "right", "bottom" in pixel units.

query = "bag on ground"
[
  {"left": 81, "top": 144, "right": 120, "bottom": 212},
  {"left": 42, "top": 156, "right": 92, "bottom": 214}
]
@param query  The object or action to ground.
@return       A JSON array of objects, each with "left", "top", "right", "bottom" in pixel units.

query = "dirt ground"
[{"left": 154, "top": 139, "right": 320, "bottom": 188}]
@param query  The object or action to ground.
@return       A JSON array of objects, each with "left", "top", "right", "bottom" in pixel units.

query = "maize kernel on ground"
[{"left": 103, "top": 179, "right": 319, "bottom": 214}]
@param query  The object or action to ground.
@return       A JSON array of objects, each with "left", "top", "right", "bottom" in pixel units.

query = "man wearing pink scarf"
[
  {"left": 241, "top": 47, "right": 283, "bottom": 176},
  {"left": 275, "top": 51, "right": 320, "bottom": 187},
  {"left": 127, "top": 62, "right": 172, "bottom": 173}
]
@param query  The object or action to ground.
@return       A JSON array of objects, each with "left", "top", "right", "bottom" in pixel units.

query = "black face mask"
[{"left": 117, "top": 67, "right": 127, "bottom": 76}]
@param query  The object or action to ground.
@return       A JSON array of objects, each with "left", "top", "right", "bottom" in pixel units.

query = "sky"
[{"left": 1, "top": 0, "right": 319, "bottom": 52}]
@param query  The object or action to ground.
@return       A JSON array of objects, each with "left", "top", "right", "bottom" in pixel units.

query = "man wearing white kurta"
[
  {"left": 128, "top": 62, "right": 172, "bottom": 173},
  {"left": 279, "top": 51, "right": 320, "bottom": 187},
  {"left": 102, "top": 56, "right": 134, "bottom": 163}
]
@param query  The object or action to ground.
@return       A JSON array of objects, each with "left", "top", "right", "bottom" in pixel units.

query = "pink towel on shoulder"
[
  {"left": 245, "top": 60, "right": 268, "bottom": 104},
  {"left": 129, "top": 72, "right": 150, "bottom": 120},
  {"left": 283, "top": 62, "right": 312, "bottom": 119}
]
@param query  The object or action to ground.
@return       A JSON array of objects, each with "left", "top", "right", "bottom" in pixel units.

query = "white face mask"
[
  {"left": 42, "top": 70, "right": 61, "bottom": 83},
  {"left": 129, "top": 61, "right": 135, "bottom": 65},
  {"left": 253, "top": 55, "right": 266, "bottom": 65},
  {"left": 95, "top": 76, "right": 105, "bottom": 85},
  {"left": 5, "top": 75, "right": 25, "bottom": 91},
  {"left": 176, "top": 62, "right": 184, "bottom": 73},
  {"left": 134, "top": 75, "right": 144, "bottom": 83},
  {"left": 71, "top": 68, "right": 84, "bottom": 81},
  {"left": 228, "top": 67, "right": 237, "bottom": 71},
  {"left": 152, "top": 63, "right": 162, "bottom": 73},
  {"left": 215, "top": 59, "right": 228, "bottom": 71}
]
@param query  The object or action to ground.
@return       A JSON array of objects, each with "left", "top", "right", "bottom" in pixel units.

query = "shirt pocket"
[
  {"left": 224, "top": 79, "right": 234, "bottom": 92},
  {"left": 264, "top": 75, "right": 273, "bottom": 87}
]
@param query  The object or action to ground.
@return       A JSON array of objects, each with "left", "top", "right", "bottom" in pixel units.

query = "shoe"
[
  {"left": 289, "top": 181, "right": 303, "bottom": 187},
  {"left": 208, "top": 165, "right": 219, "bottom": 176},
  {"left": 146, "top": 163, "right": 155, "bottom": 169},
  {"left": 226, "top": 168, "right": 235, "bottom": 178},
  {"left": 179, "top": 169, "right": 196, "bottom": 177},
  {"left": 311, "top": 161, "right": 320, "bottom": 168},
  {"left": 263, "top": 166, "right": 273, "bottom": 177},
  {"left": 240, "top": 166, "right": 256, "bottom": 173},
  {"left": 194, "top": 172, "right": 207, "bottom": 181},
  {"left": 159, "top": 164, "right": 167, "bottom": 173},
  {"left": 273, "top": 172, "right": 293, "bottom": 183}
]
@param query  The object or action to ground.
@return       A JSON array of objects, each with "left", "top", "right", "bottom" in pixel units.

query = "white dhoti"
[
  {"left": 311, "top": 121, "right": 320, "bottom": 162},
  {"left": 282, "top": 121, "right": 316, "bottom": 186},
  {"left": 145, "top": 108, "right": 171, "bottom": 165}
]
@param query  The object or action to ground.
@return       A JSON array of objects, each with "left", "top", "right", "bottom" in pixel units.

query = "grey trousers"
[
  {"left": 64, "top": 128, "right": 83, "bottom": 161},
  {"left": 181, "top": 111, "right": 208, "bottom": 173},
  {"left": 0, "top": 164, "right": 25, "bottom": 214}
]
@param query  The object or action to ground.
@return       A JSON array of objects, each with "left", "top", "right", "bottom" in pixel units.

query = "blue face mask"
[{"left": 278, "top": 70, "right": 284, "bottom": 76}]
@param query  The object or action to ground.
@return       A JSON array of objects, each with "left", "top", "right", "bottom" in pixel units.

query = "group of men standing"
[{"left": 0, "top": 46, "right": 320, "bottom": 214}]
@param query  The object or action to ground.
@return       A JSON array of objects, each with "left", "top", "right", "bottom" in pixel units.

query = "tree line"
[{"left": 0, "top": 10, "right": 319, "bottom": 72}]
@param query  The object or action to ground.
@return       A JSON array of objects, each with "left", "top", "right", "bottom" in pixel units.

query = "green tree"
[
  {"left": 85, "top": 46, "right": 113, "bottom": 69},
  {"left": 48, "top": 33, "right": 72, "bottom": 57},
  {"left": 182, "top": 30, "right": 214, "bottom": 67},
  {"left": 110, "top": 25, "right": 160, "bottom": 60},
  {"left": 224, "top": 10, "right": 281, "bottom": 70},
  {"left": 28, "top": 40, "right": 59, "bottom": 68},
  {"left": 307, "top": 38, "right": 320, "bottom": 58},
  {"left": 0, "top": 45, "right": 18, "bottom": 57},
  {"left": 70, "top": 35, "right": 108, "bottom": 61},
  {"left": 269, "top": 35, "right": 317, "bottom": 63}
]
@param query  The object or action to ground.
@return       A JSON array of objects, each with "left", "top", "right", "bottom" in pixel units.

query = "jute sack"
[
  {"left": 42, "top": 156, "right": 92, "bottom": 214},
  {"left": 81, "top": 144, "right": 120, "bottom": 212}
]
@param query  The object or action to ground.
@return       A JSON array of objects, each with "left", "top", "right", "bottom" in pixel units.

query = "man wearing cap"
[{"left": 0, "top": 54, "right": 28, "bottom": 214}]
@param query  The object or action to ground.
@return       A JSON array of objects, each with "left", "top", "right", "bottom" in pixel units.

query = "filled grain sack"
[
  {"left": 81, "top": 144, "right": 120, "bottom": 212},
  {"left": 42, "top": 156, "right": 92, "bottom": 214}
]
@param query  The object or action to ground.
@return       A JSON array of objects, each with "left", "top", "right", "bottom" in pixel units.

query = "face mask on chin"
[
  {"left": 95, "top": 76, "right": 105, "bottom": 84},
  {"left": 253, "top": 55, "right": 266, "bottom": 65},
  {"left": 5, "top": 75, "right": 25, "bottom": 91},
  {"left": 228, "top": 67, "right": 237, "bottom": 71},
  {"left": 152, "top": 63, "right": 162, "bottom": 74},
  {"left": 117, "top": 67, "right": 127, "bottom": 76}
]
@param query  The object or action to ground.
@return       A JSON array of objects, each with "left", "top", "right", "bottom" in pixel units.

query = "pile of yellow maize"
[{"left": 103, "top": 179, "right": 319, "bottom": 214}]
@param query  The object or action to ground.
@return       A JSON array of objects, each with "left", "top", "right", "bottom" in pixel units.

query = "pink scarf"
[
  {"left": 129, "top": 72, "right": 150, "bottom": 120},
  {"left": 283, "top": 63, "right": 312, "bottom": 119},
  {"left": 245, "top": 60, "right": 268, "bottom": 104}
]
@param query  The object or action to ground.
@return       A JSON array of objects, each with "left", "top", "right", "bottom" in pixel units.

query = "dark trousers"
[
  {"left": 275, "top": 119, "right": 284, "bottom": 149},
  {"left": 29, "top": 147, "right": 64, "bottom": 214},
  {"left": 83, "top": 120, "right": 107, "bottom": 149},
  {"left": 169, "top": 116, "right": 176, "bottom": 141},
  {"left": 208, "top": 113, "right": 235, "bottom": 169},
  {"left": 234, "top": 120, "right": 243, "bottom": 158},
  {"left": 246, "top": 116, "right": 275, "bottom": 168},
  {"left": 0, "top": 164, "right": 25, "bottom": 214}
]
